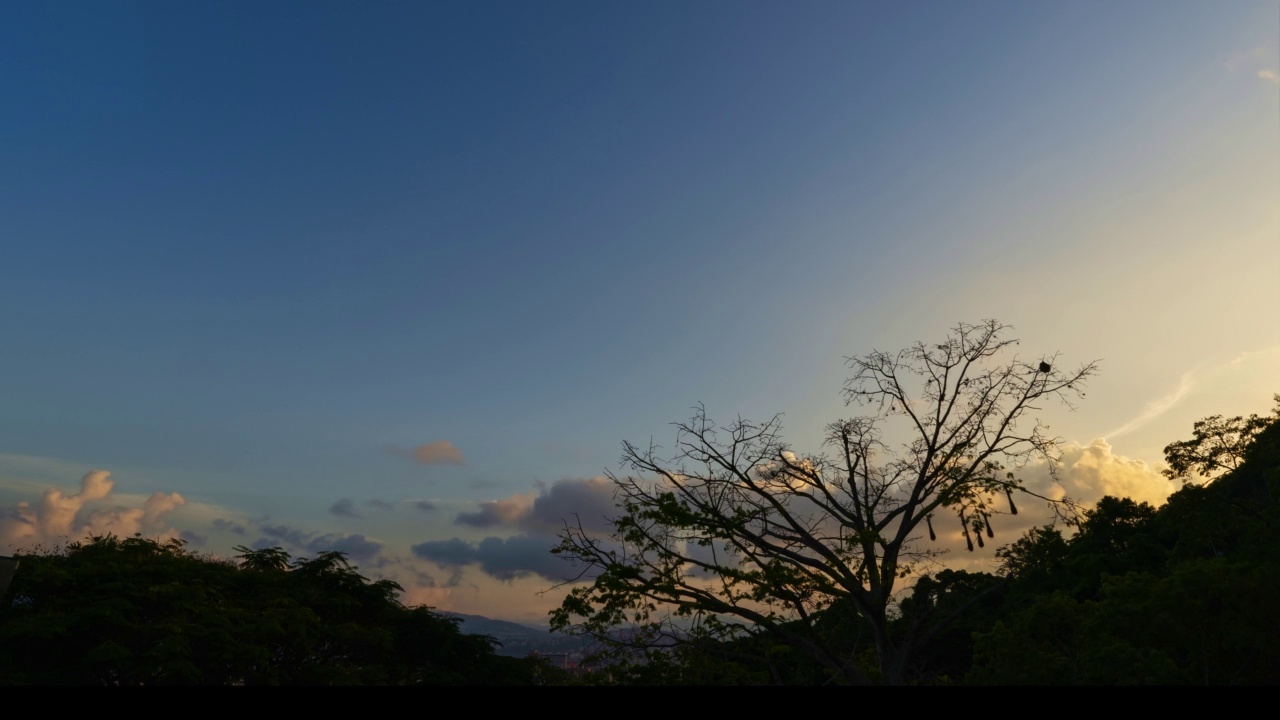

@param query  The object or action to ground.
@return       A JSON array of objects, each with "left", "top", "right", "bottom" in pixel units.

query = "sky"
[{"left": 1, "top": 1, "right": 1277, "bottom": 624}]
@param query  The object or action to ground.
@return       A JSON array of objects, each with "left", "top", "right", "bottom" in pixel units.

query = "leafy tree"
[
  {"left": 1162, "top": 395, "right": 1280, "bottom": 484},
  {"left": 973, "top": 399, "right": 1280, "bottom": 684},
  {"left": 0, "top": 536, "right": 551, "bottom": 685},
  {"left": 551, "top": 320, "right": 1097, "bottom": 685}
]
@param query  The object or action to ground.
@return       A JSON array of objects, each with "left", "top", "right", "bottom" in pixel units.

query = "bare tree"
[{"left": 551, "top": 320, "right": 1098, "bottom": 684}]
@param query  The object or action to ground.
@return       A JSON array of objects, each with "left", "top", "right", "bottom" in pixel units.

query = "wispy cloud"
[
  {"left": 1259, "top": 69, "right": 1280, "bottom": 85},
  {"left": 1105, "top": 370, "right": 1196, "bottom": 440},
  {"left": 1104, "top": 345, "right": 1280, "bottom": 441}
]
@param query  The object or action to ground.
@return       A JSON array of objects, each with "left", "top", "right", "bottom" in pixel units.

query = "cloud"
[
  {"left": 525, "top": 477, "right": 618, "bottom": 535},
  {"left": 312, "top": 533, "right": 385, "bottom": 564},
  {"left": 255, "top": 524, "right": 385, "bottom": 564},
  {"left": 412, "top": 477, "right": 621, "bottom": 582},
  {"left": 180, "top": 530, "right": 208, "bottom": 546},
  {"left": 366, "top": 499, "right": 396, "bottom": 512},
  {"left": 1105, "top": 369, "right": 1195, "bottom": 439},
  {"left": 0, "top": 470, "right": 187, "bottom": 550},
  {"left": 257, "top": 524, "right": 312, "bottom": 548},
  {"left": 329, "top": 498, "right": 359, "bottom": 517},
  {"left": 212, "top": 518, "right": 247, "bottom": 535},
  {"left": 411, "top": 534, "right": 582, "bottom": 582},
  {"left": 1105, "top": 346, "right": 1280, "bottom": 444},
  {"left": 1222, "top": 45, "right": 1277, "bottom": 75},
  {"left": 411, "top": 537, "right": 474, "bottom": 566},
  {"left": 1054, "top": 439, "right": 1171, "bottom": 507},
  {"left": 392, "top": 441, "right": 464, "bottom": 466},
  {"left": 1259, "top": 69, "right": 1280, "bottom": 85},
  {"left": 1016, "top": 439, "right": 1170, "bottom": 511},
  {"left": 411, "top": 500, "right": 437, "bottom": 513},
  {"left": 452, "top": 477, "right": 617, "bottom": 535},
  {"left": 456, "top": 494, "right": 535, "bottom": 528}
]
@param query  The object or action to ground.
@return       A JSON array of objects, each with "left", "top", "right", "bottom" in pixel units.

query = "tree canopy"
[
  {"left": 970, "top": 402, "right": 1280, "bottom": 684},
  {"left": 551, "top": 320, "right": 1098, "bottom": 685},
  {"left": 0, "top": 536, "right": 553, "bottom": 685},
  {"left": 1161, "top": 394, "right": 1280, "bottom": 484}
]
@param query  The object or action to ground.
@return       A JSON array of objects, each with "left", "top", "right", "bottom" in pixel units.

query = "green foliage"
[
  {"left": 1162, "top": 394, "right": 1279, "bottom": 484},
  {"left": 971, "top": 398, "right": 1280, "bottom": 684},
  {"left": 0, "top": 536, "right": 550, "bottom": 685}
]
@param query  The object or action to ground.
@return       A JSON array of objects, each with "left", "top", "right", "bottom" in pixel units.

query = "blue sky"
[{"left": 2, "top": 1, "right": 1277, "bottom": 621}]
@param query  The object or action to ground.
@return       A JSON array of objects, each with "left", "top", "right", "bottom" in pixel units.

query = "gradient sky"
[{"left": 2, "top": 1, "right": 1277, "bottom": 623}]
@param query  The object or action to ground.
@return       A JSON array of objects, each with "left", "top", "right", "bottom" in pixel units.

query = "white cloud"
[
  {"left": 1019, "top": 439, "right": 1170, "bottom": 510},
  {"left": 0, "top": 470, "right": 187, "bottom": 550},
  {"left": 1258, "top": 69, "right": 1280, "bottom": 85}
]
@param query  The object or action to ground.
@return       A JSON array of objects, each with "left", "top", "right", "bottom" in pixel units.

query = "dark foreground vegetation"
[
  {"left": 0, "top": 542, "right": 558, "bottom": 685},
  {"left": 577, "top": 397, "right": 1280, "bottom": 685}
]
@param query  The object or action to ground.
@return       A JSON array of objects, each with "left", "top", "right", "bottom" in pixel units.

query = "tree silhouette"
[
  {"left": 552, "top": 320, "right": 1097, "bottom": 684},
  {"left": 0, "top": 536, "right": 552, "bottom": 685},
  {"left": 1161, "top": 395, "right": 1280, "bottom": 485}
]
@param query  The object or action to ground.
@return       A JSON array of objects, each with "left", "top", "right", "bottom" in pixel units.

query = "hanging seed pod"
[
  {"left": 960, "top": 510, "right": 974, "bottom": 552},
  {"left": 1006, "top": 488, "right": 1018, "bottom": 515},
  {"left": 984, "top": 513, "right": 994, "bottom": 539},
  {"left": 976, "top": 532, "right": 984, "bottom": 548},
  {"left": 927, "top": 514, "right": 937, "bottom": 542}
]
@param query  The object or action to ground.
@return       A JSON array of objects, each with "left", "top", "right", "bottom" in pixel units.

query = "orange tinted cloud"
[{"left": 391, "top": 441, "right": 464, "bottom": 465}]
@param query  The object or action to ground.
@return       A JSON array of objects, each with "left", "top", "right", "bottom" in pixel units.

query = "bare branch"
[{"left": 552, "top": 319, "right": 1098, "bottom": 685}]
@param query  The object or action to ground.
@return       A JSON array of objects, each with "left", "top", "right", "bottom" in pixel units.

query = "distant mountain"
[{"left": 442, "top": 612, "right": 597, "bottom": 657}]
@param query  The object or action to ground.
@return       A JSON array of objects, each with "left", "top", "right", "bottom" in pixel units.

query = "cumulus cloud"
[
  {"left": 972, "top": 439, "right": 1170, "bottom": 536},
  {"left": 329, "top": 498, "right": 359, "bottom": 517},
  {"left": 392, "top": 441, "right": 464, "bottom": 465},
  {"left": 1049, "top": 439, "right": 1171, "bottom": 507},
  {"left": 0, "top": 470, "right": 187, "bottom": 550}
]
